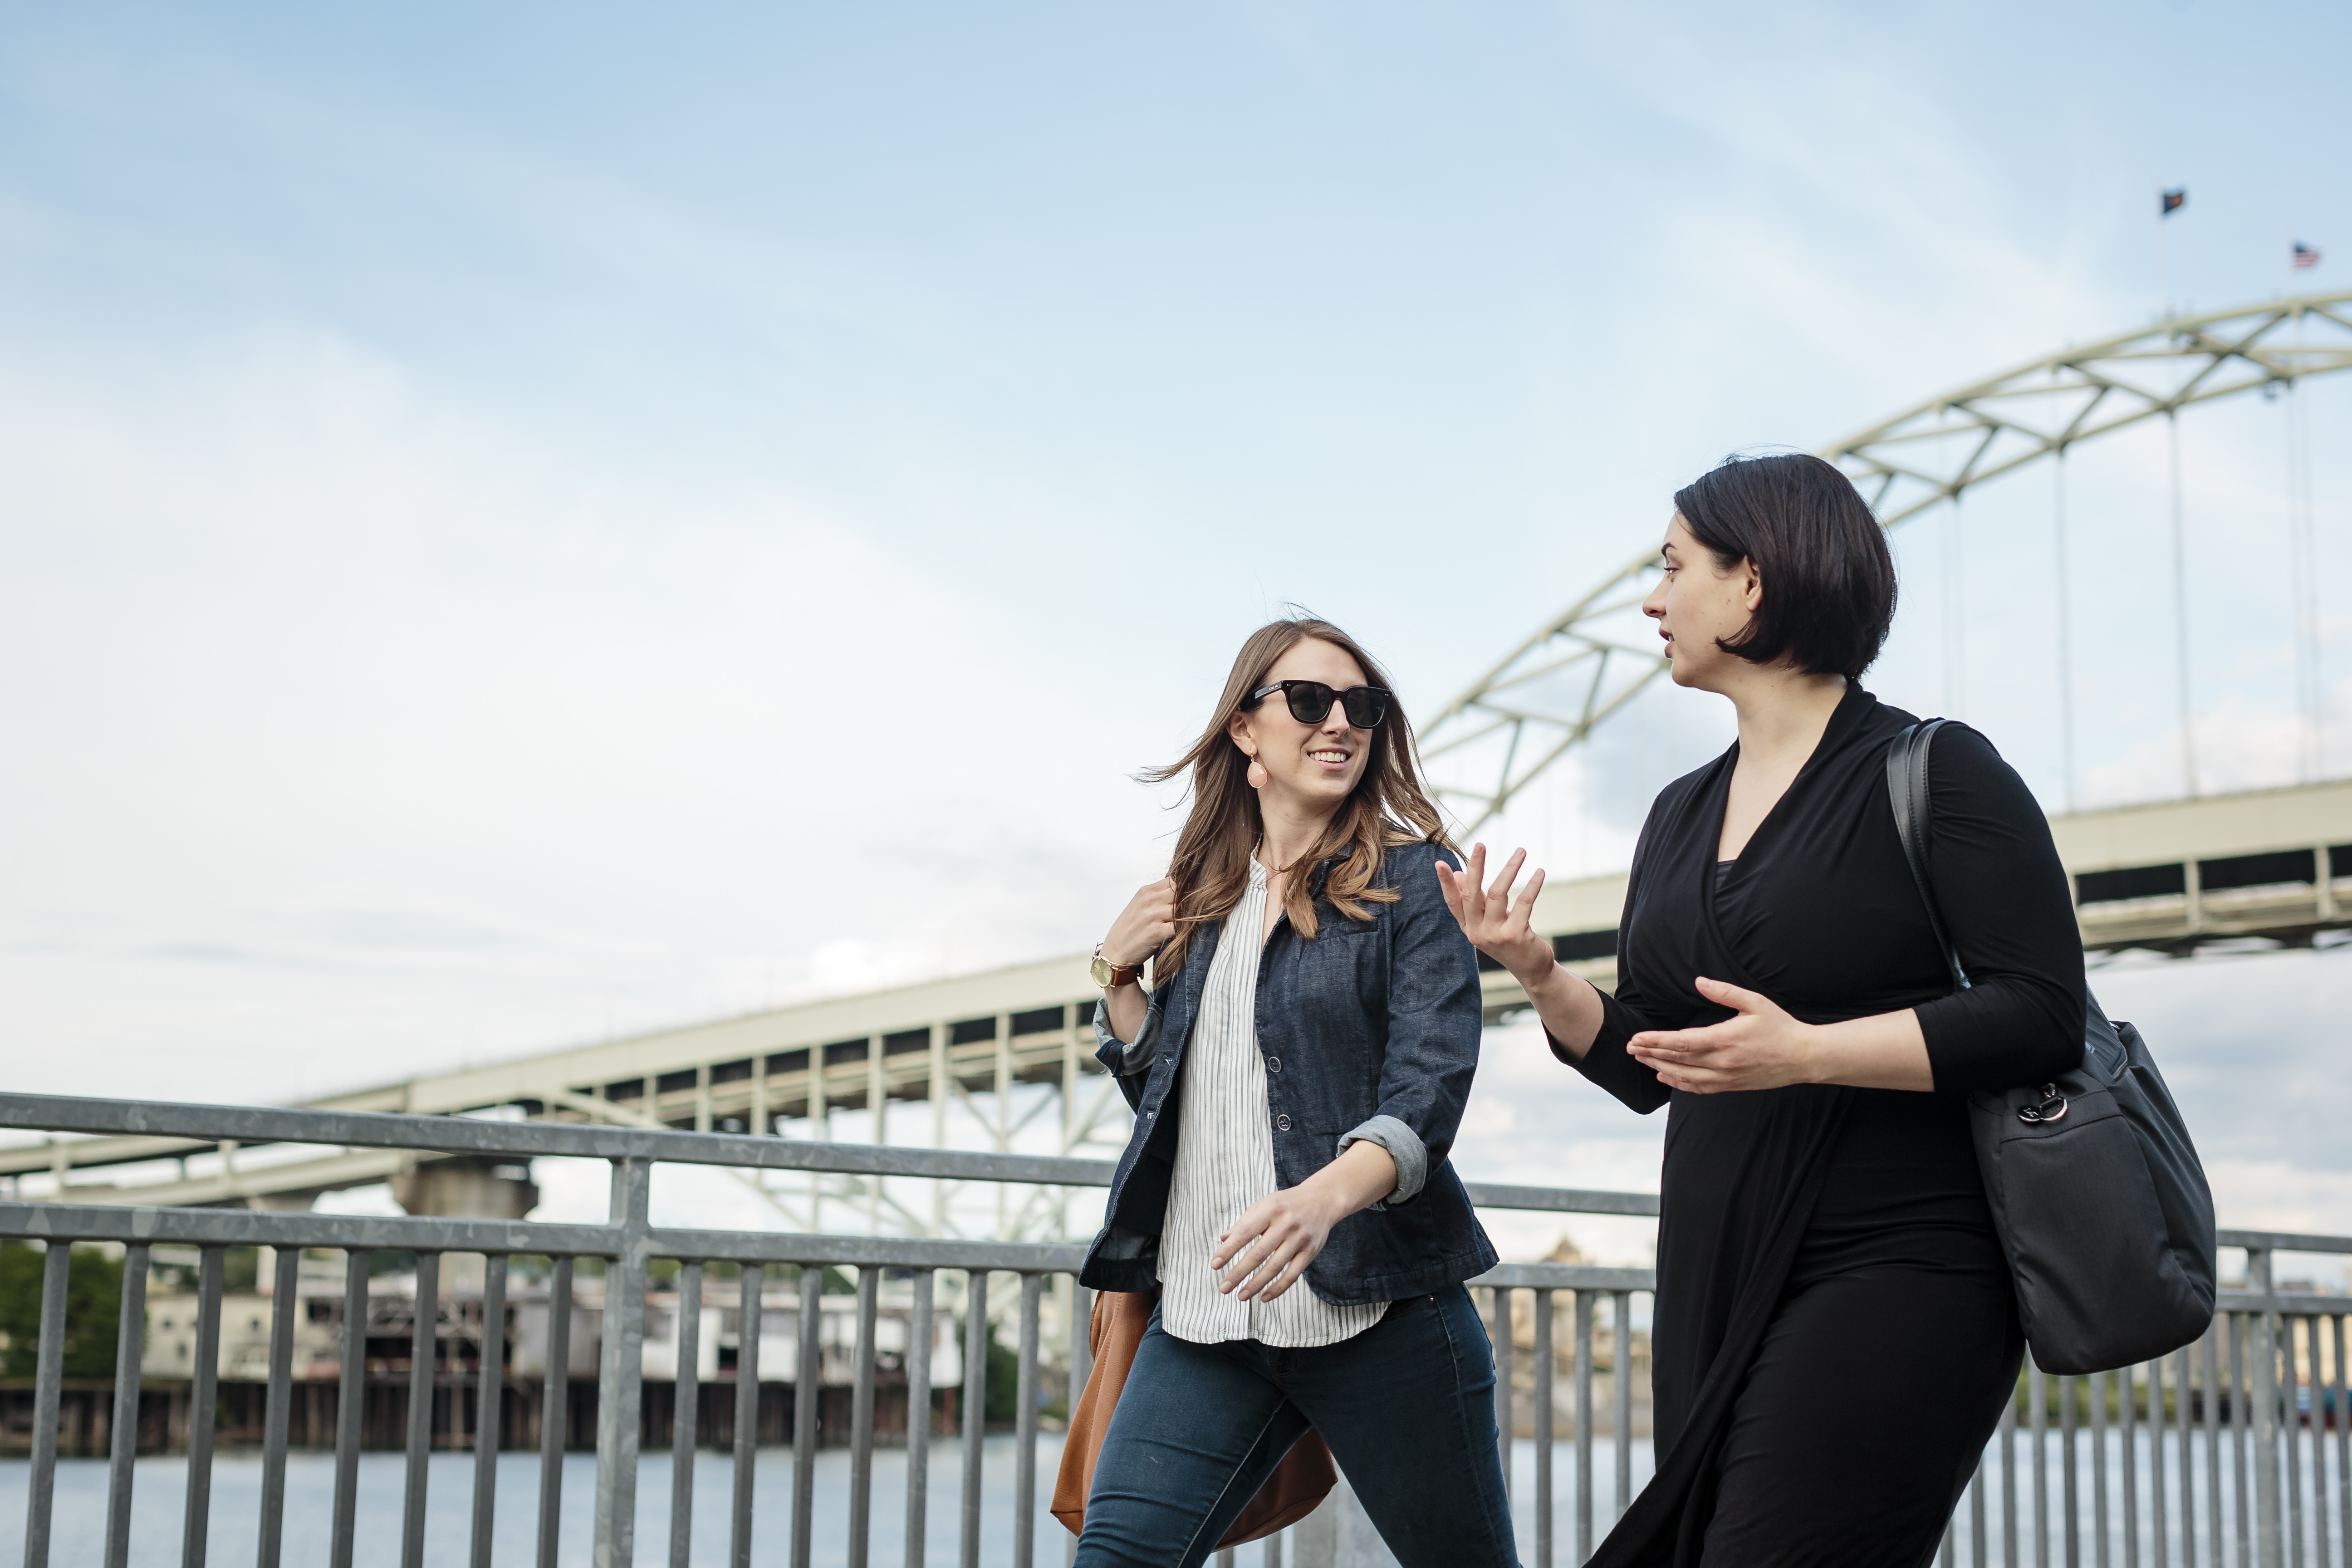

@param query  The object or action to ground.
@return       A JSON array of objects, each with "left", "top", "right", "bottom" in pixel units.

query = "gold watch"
[{"left": 1090, "top": 944, "right": 1142, "bottom": 989}]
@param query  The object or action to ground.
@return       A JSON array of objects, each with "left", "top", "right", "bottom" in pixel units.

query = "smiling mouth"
[{"left": 1308, "top": 748, "right": 1352, "bottom": 765}]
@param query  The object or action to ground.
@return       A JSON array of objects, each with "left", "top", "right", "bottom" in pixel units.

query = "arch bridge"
[{"left": 9, "top": 292, "right": 2350, "bottom": 1231}]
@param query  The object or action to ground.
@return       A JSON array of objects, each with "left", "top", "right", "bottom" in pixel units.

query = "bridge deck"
[{"left": 13, "top": 779, "right": 2352, "bottom": 1204}]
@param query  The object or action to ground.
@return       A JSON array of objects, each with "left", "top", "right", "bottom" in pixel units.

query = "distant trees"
[{"left": 0, "top": 1241, "right": 123, "bottom": 1379}]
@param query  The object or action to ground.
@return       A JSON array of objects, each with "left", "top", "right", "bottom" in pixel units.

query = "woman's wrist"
[
  {"left": 1796, "top": 1021, "right": 1832, "bottom": 1084},
  {"left": 1305, "top": 1138, "right": 1397, "bottom": 1224},
  {"left": 1509, "top": 942, "right": 1559, "bottom": 990}
]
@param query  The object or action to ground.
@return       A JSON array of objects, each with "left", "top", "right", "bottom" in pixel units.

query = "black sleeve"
[
  {"left": 1553, "top": 989, "right": 1672, "bottom": 1113},
  {"left": 1912, "top": 724, "right": 2087, "bottom": 1091},
  {"left": 1546, "top": 830, "right": 1671, "bottom": 1114}
]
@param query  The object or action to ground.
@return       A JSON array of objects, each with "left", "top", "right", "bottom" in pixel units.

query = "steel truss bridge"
[
  {"left": 9, "top": 292, "right": 2350, "bottom": 1235},
  {"left": 1420, "top": 290, "right": 2352, "bottom": 833}
]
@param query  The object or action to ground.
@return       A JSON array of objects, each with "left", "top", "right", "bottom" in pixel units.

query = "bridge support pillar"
[
  {"left": 392, "top": 1155, "right": 540, "bottom": 1222},
  {"left": 393, "top": 1157, "right": 539, "bottom": 1294}
]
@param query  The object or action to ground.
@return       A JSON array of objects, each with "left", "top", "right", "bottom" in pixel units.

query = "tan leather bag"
[{"left": 1052, "top": 1289, "right": 1336, "bottom": 1547}]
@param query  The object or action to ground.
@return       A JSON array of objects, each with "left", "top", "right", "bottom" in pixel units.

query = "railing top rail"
[
  {"left": 2218, "top": 1288, "right": 2352, "bottom": 1315},
  {"left": 0, "top": 1091, "right": 1666, "bottom": 1217},
  {"left": 1473, "top": 1262, "right": 1656, "bottom": 1291},
  {"left": 0, "top": 1198, "right": 1092, "bottom": 1274},
  {"left": 0, "top": 1196, "right": 1660, "bottom": 1287},
  {"left": 2215, "top": 1226, "right": 2352, "bottom": 1256},
  {"left": 0, "top": 1092, "right": 1112, "bottom": 1187},
  {"left": 1462, "top": 1181, "right": 1660, "bottom": 1217},
  {"left": 17, "top": 1095, "right": 2352, "bottom": 1251}
]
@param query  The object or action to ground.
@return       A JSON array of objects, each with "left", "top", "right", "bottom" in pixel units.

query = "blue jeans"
[{"left": 1073, "top": 1285, "right": 1520, "bottom": 1568}]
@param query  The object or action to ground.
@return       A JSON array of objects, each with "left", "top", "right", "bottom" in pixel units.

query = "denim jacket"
[{"left": 1077, "top": 839, "right": 1498, "bottom": 1306}]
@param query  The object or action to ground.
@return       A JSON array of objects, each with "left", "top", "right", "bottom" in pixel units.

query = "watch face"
[{"left": 1090, "top": 954, "right": 1114, "bottom": 988}]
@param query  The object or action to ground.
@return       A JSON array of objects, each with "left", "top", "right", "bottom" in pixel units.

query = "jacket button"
[
  {"left": 1265, "top": 1056, "right": 1281, "bottom": 1073},
  {"left": 1274, "top": 1114, "right": 1292, "bottom": 1132}
]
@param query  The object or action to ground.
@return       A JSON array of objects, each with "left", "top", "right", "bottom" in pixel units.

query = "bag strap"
[{"left": 1884, "top": 718, "right": 1971, "bottom": 994}]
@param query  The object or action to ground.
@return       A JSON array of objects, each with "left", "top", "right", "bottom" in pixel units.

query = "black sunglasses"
[{"left": 1246, "top": 680, "right": 1392, "bottom": 729}]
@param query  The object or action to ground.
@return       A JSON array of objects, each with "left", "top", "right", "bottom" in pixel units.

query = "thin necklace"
[{"left": 1254, "top": 843, "right": 1307, "bottom": 876}]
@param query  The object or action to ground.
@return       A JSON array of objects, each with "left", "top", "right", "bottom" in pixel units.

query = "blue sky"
[{"left": 4, "top": 2, "right": 2350, "bottom": 1248}]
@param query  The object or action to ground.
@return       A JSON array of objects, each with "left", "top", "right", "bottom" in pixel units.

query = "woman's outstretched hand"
[
  {"left": 1627, "top": 975, "right": 1822, "bottom": 1093},
  {"left": 1434, "top": 844, "right": 1553, "bottom": 984}
]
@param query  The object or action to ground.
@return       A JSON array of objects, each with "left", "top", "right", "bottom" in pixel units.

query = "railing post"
[
  {"left": 102, "top": 1242, "right": 149, "bottom": 1568},
  {"left": 332, "top": 1250, "right": 369, "bottom": 1568},
  {"left": 2283, "top": 1318, "right": 2306, "bottom": 1568},
  {"left": 1534, "top": 1289, "right": 1553, "bottom": 1568},
  {"left": 1491, "top": 1287, "right": 1514, "bottom": 1503},
  {"left": 794, "top": 1264, "right": 823, "bottom": 1568},
  {"left": 669, "top": 1259, "right": 702, "bottom": 1568},
  {"left": 2092, "top": 1368, "right": 2110, "bottom": 1567},
  {"left": 22, "top": 1240, "right": 71, "bottom": 1568},
  {"left": 737, "top": 1264, "right": 766, "bottom": 1568},
  {"left": 476, "top": 1253, "right": 511, "bottom": 1568},
  {"left": 2252, "top": 1251, "right": 2282, "bottom": 1568},
  {"left": 2173, "top": 1343, "right": 2195, "bottom": 1568},
  {"left": 1064, "top": 1279, "right": 1087, "bottom": 1568},
  {"left": 851, "top": 1266, "right": 881, "bottom": 1568},
  {"left": 540, "top": 1257, "right": 576, "bottom": 1568},
  {"left": 2063, "top": 1373, "right": 2079, "bottom": 1568},
  {"left": 186, "top": 1245, "right": 225, "bottom": 1568},
  {"left": 402, "top": 1250, "right": 441, "bottom": 1568},
  {"left": 2143, "top": 1357, "right": 2161, "bottom": 1568},
  {"left": 2334, "top": 1316, "right": 2350, "bottom": 1568},
  {"left": 2235, "top": 1314, "right": 2255, "bottom": 1568},
  {"left": 2031, "top": 1359, "right": 2048, "bottom": 1568},
  {"left": 963, "top": 1270, "right": 989, "bottom": 1568},
  {"left": 908, "top": 1269, "right": 937, "bottom": 1568},
  {"left": 259, "top": 1243, "right": 299, "bottom": 1568},
  {"left": 1998, "top": 1383, "right": 2016, "bottom": 1568},
  {"left": 2210, "top": 1323, "right": 2230, "bottom": 1568},
  {"left": 595, "top": 1156, "right": 654, "bottom": 1568},
  {"left": 1574, "top": 1290, "right": 1594, "bottom": 1564},
  {"left": 1612, "top": 1290, "right": 1633, "bottom": 1524},
  {"left": 1015, "top": 1272, "right": 1044, "bottom": 1568}
]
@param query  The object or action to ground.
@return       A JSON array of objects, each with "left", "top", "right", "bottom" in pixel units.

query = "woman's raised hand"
[
  {"left": 1435, "top": 844, "right": 1553, "bottom": 984},
  {"left": 1101, "top": 877, "right": 1176, "bottom": 970}
]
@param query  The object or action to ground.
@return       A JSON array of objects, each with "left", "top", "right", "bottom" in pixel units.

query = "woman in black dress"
[{"left": 1439, "top": 453, "right": 2084, "bottom": 1566}]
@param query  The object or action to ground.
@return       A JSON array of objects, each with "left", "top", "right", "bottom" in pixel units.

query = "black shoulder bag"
[{"left": 1887, "top": 719, "right": 2217, "bottom": 1375}]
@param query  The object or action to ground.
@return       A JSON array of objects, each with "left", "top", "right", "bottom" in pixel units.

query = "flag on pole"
[
  {"left": 2293, "top": 241, "right": 2322, "bottom": 270},
  {"left": 2161, "top": 188, "right": 2186, "bottom": 217}
]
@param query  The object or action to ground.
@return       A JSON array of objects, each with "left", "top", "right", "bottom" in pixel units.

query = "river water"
[
  {"left": 2, "top": 1440, "right": 1067, "bottom": 1568},
  {"left": 4, "top": 1426, "right": 2327, "bottom": 1566}
]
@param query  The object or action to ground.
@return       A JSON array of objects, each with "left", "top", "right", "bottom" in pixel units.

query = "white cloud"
[{"left": 0, "top": 331, "right": 1171, "bottom": 1101}]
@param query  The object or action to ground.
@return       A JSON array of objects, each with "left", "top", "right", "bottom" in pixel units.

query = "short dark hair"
[{"left": 1672, "top": 452, "right": 1897, "bottom": 678}]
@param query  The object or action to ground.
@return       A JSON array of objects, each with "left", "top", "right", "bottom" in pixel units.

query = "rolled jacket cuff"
[
  {"left": 1091, "top": 991, "right": 1161, "bottom": 1077},
  {"left": 1337, "top": 1114, "right": 1427, "bottom": 1206}
]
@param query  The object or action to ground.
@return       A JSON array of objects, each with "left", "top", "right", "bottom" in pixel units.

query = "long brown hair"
[{"left": 1142, "top": 617, "right": 1450, "bottom": 981}]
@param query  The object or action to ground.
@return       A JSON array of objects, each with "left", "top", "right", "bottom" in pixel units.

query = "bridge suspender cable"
[
  {"left": 2285, "top": 333, "right": 2324, "bottom": 782},
  {"left": 2054, "top": 448, "right": 2077, "bottom": 813},
  {"left": 1943, "top": 490, "right": 1965, "bottom": 720},
  {"left": 2168, "top": 409, "right": 2198, "bottom": 799},
  {"left": 1420, "top": 289, "right": 2352, "bottom": 837}
]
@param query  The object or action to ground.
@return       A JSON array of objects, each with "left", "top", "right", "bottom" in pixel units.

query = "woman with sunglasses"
[{"left": 1074, "top": 617, "right": 1516, "bottom": 1568}]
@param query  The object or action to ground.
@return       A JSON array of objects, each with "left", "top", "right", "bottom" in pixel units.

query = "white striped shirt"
[{"left": 1156, "top": 858, "right": 1389, "bottom": 1347}]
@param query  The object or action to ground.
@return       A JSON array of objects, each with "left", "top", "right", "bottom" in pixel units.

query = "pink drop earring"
[{"left": 1246, "top": 754, "right": 1269, "bottom": 789}]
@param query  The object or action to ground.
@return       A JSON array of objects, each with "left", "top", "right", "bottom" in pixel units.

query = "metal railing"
[
  {"left": 1920, "top": 1245, "right": 2352, "bottom": 1568},
  {"left": 0, "top": 1093, "right": 1654, "bottom": 1568},
  {"left": 2, "top": 1090, "right": 2345, "bottom": 1568}
]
